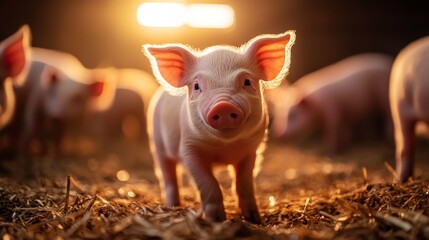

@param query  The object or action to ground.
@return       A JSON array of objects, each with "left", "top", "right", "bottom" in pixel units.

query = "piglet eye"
[
  {"left": 194, "top": 83, "right": 200, "bottom": 91},
  {"left": 243, "top": 78, "right": 256, "bottom": 94}
]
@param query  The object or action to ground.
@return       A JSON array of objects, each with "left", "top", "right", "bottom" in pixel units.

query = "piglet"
[
  {"left": 269, "top": 53, "right": 393, "bottom": 153},
  {"left": 390, "top": 36, "right": 429, "bottom": 182},
  {"left": 82, "top": 67, "right": 158, "bottom": 150},
  {"left": 0, "top": 25, "right": 31, "bottom": 128},
  {"left": 143, "top": 31, "right": 296, "bottom": 223},
  {"left": 9, "top": 47, "right": 105, "bottom": 176}
]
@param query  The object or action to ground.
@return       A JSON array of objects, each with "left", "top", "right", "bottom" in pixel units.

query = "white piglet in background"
[
  {"left": 269, "top": 53, "right": 393, "bottom": 153},
  {"left": 0, "top": 25, "right": 31, "bottom": 129},
  {"left": 390, "top": 36, "right": 429, "bottom": 182},
  {"left": 144, "top": 31, "right": 295, "bottom": 223},
  {"left": 82, "top": 67, "right": 158, "bottom": 151},
  {"left": 6, "top": 48, "right": 106, "bottom": 176}
]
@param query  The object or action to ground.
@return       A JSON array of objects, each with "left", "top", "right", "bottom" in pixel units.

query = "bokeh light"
[
  {"left": 116, "top": 170, "right": 130, "bottom": 182},
  {"left": 127, "top": 190, "right": 136, "bottom": 198},
  {"left": 269, "top": 195, "right": 276, "bottom": 207}
]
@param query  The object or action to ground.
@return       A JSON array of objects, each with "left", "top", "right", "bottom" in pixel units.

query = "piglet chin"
[{"left": 206, "top": 101, "right": 244, "bottom": 130}]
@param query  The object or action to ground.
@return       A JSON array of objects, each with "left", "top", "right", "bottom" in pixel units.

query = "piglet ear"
[
  {"left": 143, "top": 44, "right": 196, "bottom": 96},
  {"left": 245, "top": 30, "right": 296, "bottom": 88},
  {"left": 90, "top": 81, "right": 104, "bottom": 97},
  {"left": 87, "top": 68, "right": 117, "bottom": 111},
  {"left": 1, "top": 25, "right": 31, "bottom": 80}
]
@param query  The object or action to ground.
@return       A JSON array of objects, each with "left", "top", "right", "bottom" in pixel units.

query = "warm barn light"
[
  {"left": 187, "top": 4, "right": 235, "bottom": 29},
  {"left": 137, "top": 3, "right": 235, "bottom": 29},
  {"left": 137, "top": 2, "right": 186, "bottom": 27}
]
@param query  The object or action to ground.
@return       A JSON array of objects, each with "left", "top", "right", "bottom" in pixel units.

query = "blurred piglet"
[
  {"left": 80, "top": 67, "right": 158, "bottom": 152},
  {"left": 0, "top": 25, "right": 31, "bottom": 129},
  {"left": 7, "top": 47, "right": 106, "bottom": 175},
  {"left": 390, "top": 36, "right": 429, "bottom": 182},
  {"left": 144, "top": 31, "right": 295, "bottom": 223},
  {"left": 269, "top": 53, "right": 393, "bottom": 153}
]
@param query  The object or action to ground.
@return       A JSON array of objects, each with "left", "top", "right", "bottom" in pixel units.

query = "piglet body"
[
  {"left": 270, "top": 53, "right": 393, "bottom": 153},
  {"left": 144, "top": 31, "right": 295, "bottom": 222},
  {"left": 390, "top": 36, "right": 429, "bottom": 182}
]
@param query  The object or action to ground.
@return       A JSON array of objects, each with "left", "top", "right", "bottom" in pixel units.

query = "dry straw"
[{"left": 0, "top": 171, "right": 428, "bottom": 239}]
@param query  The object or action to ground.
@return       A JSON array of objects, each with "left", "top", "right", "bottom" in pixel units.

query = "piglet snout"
[{"left": 207, "top": 101, "right": 243, "bottom": 129}]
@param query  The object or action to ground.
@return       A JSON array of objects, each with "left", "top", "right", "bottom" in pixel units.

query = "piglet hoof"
[
  {"left": 164, "top": 184, "right": 181, "bottom": 207},
  {"left": 396, "top": 157, "right": 414, "bottom": 183},
  {"left": 397, "top": 167, "right": 413, "bottom": 183},
  {"left": 243, "top": 210, "right": 261, "bottom": 224},
  {"left": 204, "top": 203, "right": 226, "bottom": 222},
  {"left": 240, "top": 199, "right": 261, "bottom": 224},
  {"left": 166, "top": 198, "right": 181, "bottom": 208}
]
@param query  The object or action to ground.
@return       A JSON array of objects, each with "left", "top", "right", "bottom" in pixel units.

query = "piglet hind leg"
[
  {"left": 51, "top": 119, "right": 64, "bottom": 163},
  {"left": 393, "top": 111, "right": 416, "bottom": 183},
  {"left": 234, "top": 154, "right": 261, "bottom": 224},
  {"left": 321, "top": 106, "right": 344, "bottom": 154},
  {"left": 41, "top": 119, "right": 66, "bottom": 176}
]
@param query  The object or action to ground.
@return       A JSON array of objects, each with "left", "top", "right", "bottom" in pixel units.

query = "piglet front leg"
[
  {"left": 156, "top": 155, "right": 181, "bottom": 207},
  {"left": 19, "top": 113, "right": 36, "bottom": 178},
  {"left": 182, "top": 152, "right": 226, "bottom": 222},
  {"left": 234, "top": 154, "right": 261, "bottom": 223}
]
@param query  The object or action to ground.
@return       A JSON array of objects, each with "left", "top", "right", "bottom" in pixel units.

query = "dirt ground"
[{"left": 0, "top": 135, "right": 428, "bottom": 239}]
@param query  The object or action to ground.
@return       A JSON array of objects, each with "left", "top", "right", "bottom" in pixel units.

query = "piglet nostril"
[{"left": 207, "top": 101, "right": 244, "bottom": 129}]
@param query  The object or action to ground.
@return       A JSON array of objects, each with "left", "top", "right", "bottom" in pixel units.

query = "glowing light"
[
  {"left": 137, "top": 3, "right": 235, "bottom": 29},
  {"left": 284, "top": 168, "right": 297, "bottom": 180},
  {"left": 187, "top": 4, "right": 235, "bottom": 29},
  {"left": 127, "top": 191, "right": 136, "bottom": 198},
  {"left": 118, "top": 187, "right": 125, "bottom": 195},
  {"left": 269, "top": 195, "right": 276, "bottom": 207},
  {"left": 116, "top": 170, "right": 130, "bottom": 182},
  {"left": 137, "top": 3, "right": 186, "bottom": 27}
]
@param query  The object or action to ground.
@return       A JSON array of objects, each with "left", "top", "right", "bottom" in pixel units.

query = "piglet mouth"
[{"left": 206, "top": 101, "right": 244, "bottom": 130}]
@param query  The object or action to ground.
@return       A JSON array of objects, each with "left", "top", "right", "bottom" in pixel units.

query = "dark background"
[{"left": 1, "top": 0, "right": 428, "bottom": 82}]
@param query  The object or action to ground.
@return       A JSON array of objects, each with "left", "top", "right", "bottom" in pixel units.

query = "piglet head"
[
  {"left": 41, "top": 65, "right": 106, "bottom": 120},
  {"left": 270, "top": 87, "right": 316, "bottom": 140},
  {"left": 144, "top": 31, "right": 295, "bottom": 139},
  {"left": 0, "top": 24, "right": 31, "bottom": 86}
]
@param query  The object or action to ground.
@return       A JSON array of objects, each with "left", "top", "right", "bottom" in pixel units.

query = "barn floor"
[{"left": 1, "top": 137, "right": 428, "bottom": 239}]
